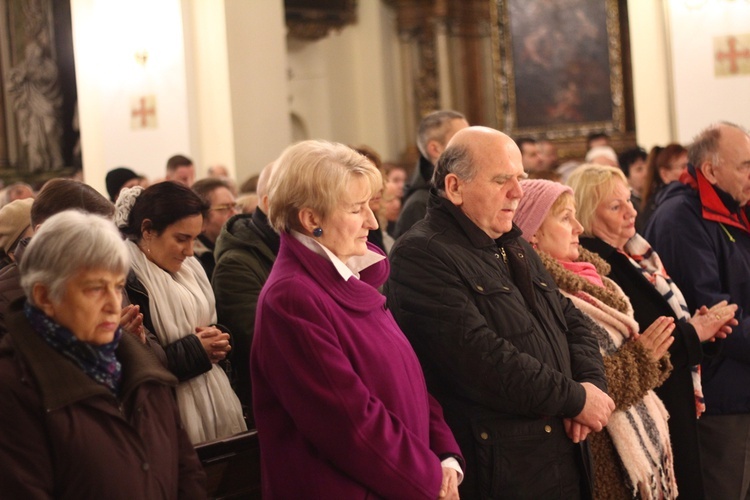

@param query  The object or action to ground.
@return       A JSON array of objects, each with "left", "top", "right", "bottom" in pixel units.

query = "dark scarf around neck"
[{"left": 25, "top": 302, "right": 123, "bottom": 395}]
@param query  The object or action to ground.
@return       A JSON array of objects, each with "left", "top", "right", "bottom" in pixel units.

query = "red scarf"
[{"left": 680, "top": 168, "right": 750, "bottom": 233}]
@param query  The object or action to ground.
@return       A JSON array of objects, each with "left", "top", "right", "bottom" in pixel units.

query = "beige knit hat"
[{"left": 0, "top": 198, "right": 33, "bottom": 254}]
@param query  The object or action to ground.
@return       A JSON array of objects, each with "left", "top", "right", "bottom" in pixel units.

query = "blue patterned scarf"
[{"left": 25, "top": 302, "right": 123, "bottom": 395}]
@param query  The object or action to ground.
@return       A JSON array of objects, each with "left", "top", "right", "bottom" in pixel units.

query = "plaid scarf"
[
  {"left": 623, "top": 233, "right": 705, "bottom": 417},
  {"left": 25, "top": 302, "right": 122, "bottom": 395}
]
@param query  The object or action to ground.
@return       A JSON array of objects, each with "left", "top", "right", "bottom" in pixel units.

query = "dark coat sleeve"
[
  {"left": 125, "top": 275, "right": 212, "bottom": 381},
  {"left": 386, "top": 242, "right": 588, "bottom": 419},
  {"left": 393, "top": 191, "right": 429, "bottom": 238},
  {"left": 602, "top": 250, "right": 704, "bottom": 370},
  {"left": 0, "top": 354, "right": 55, "bottom": 498},
  {"left": 647, "top": 203, "right": 750, "bottom": 364},
  {"left": 213, "top": 248, "right": 269, "bottom": 407},
  {"left": 557, "top": 294, "right": 609, "bottom": 394}
]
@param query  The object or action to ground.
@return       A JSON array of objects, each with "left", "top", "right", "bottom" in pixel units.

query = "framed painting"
[{"left": 491, "top": 0, "right": 629, "bottom": 139}]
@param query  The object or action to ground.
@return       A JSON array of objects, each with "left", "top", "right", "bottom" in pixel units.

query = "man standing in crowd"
[
  {"left": 386, "top": 126, "right": 613, "bottom": 498},
  {"left": 213, "top": 162, "right": 278, "bottom": 416},
  {"left": 192, "top": 178, "right": 238, "bottom": 279},
  {"left": 538, "top": 139, "right": 559, "bottom": 171},
  {"left": 645, "top": 122, "right": 750, "bottom": 500},
  {"left": 166, "top": 154, "right": 196, "bottom": 187},
  {"left": 516, "top": 137, "right": 544, "bottom": 173},
  {"left": 393, "top": 110, "right": 468, "bottom": 238}
]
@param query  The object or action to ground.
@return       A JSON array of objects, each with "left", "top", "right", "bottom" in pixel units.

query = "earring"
[{"left": 313, "top": 227, "right": 323, "bottom": 237}]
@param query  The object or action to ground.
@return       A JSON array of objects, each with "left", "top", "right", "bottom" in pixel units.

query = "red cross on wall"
[
  {"left": 130, "top": 95, "right": 157, "bottom": 129},
  {"left": 715, "top": 36, "right": 750, "bottom": 75}
]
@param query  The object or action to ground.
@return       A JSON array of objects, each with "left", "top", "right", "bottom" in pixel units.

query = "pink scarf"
[{"left": 560, "top": 260, "right": 605, "bottom": 288}]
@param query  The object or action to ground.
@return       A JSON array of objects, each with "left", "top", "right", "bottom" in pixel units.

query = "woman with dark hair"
[
  {"left": 637, "top": 144, "right": 688, "bottom": 232},
  {"left": 116, "top": 182, "right": 246, "bottom": 444}
]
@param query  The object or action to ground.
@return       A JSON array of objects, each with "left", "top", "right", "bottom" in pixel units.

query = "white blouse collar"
[{"left": 291, "top": 230, "right": 385, "bottom": 281}]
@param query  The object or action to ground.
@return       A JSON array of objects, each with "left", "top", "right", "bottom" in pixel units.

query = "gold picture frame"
[{"left": 491, "top": 0, "right": 629, "bottom": 140}]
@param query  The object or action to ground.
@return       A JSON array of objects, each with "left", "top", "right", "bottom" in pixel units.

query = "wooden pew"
[{"left": 195, "top": 430, "right": 262, "bottom": 499}]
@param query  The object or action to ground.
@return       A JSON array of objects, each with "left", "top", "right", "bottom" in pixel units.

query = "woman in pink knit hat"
[{"left": 515, "top": 178, "right": 677, "bottom": 499}]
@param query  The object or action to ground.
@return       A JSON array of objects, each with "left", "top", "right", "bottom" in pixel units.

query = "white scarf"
[
  {"left": 563, "top": 287, "right": 677, "bottom": 499},
  {"left": 127, "top": 240, "right": 246, "bottom": 443}
]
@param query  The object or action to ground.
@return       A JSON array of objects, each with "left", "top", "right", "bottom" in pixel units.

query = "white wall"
[
  {"left": 666, "top": 0, "right": 750, "bottom": 142},
  {"left": 627, "top": 0, "right": 674, "bottom": 149},
  {"left": 71, "top": 0, "right": 192, "bottom": 193},
  {"left": 71, "top": 0, "right": 291, "bottom": 194},
  {"left": 287, "top": 1, "right": 404, "bottom": 162},
  {"left": 224, "top": 0, "right": 291, "bottom": 182},
  {"left": 182, "top": 0, "right": 235, "bottom": 178}
]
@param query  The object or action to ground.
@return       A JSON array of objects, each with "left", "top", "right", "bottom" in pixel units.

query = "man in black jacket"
[
  {"left": 393, "top": 110, "right": 468, "bottom": 238},
  {"left": 385, "top": 126, "right": 613, "bottom": 499}
]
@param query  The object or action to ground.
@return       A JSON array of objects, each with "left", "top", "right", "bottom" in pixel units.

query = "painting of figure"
[{"left": 496, "top": 0, "right": 624, "bottom": 133}]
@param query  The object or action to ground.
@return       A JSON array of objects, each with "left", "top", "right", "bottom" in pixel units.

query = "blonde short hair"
[
  {"left": 566, "top": 163, "right": 628, "bottom": 236},
  {"left": 267, "top": 140, "right": 383, "bottom": 233}
]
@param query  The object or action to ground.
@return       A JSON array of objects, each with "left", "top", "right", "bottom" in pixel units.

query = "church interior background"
[{"left": 0, "top": 0, "right": 749, "bottom": 196}]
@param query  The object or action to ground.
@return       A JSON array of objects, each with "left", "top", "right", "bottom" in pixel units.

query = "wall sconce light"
[{"left": 134, "top": 50, "right": 148, "bottom": 66}]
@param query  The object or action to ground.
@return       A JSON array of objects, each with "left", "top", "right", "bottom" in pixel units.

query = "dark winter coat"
[
  {"left": 386, "top": 193, "right": 608, "bottom": 499},
  {"left": 393, "top": 154, "right": 433, "bottom": 238},
  {"left": 580, "top": 235, "right": 706, "bottom": 499},
  {"left": 0, "top": 299, "right": 207, "bottom": 499},
  {"left": 0, "top": 237, "right": 27, "bottom": 338},
  {"left": 645, "top": 165, "right": 750, "bottom": 416},
  {"left": 213, "top": 210, "right": 279, "bottom": 411}
]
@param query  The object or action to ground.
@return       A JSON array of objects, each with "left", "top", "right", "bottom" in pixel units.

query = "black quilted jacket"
[{"left": 385, "top": 193, "right": 607, "bottom": 499}]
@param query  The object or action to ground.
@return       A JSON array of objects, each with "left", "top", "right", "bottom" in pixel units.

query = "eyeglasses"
[{"left": 209, "top": 203, "right": 240, "bottom": 212}]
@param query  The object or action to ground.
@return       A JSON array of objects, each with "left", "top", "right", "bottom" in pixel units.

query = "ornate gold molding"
[{"left": 285, "top": 0, "right": 358, "bottom": 41}]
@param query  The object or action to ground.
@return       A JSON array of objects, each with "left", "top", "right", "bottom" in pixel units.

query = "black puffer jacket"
[{"left": 385, "top": 193, "right": 607, "bottom": 499}]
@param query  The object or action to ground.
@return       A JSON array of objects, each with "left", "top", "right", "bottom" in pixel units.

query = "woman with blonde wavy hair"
[
  {"left": 569, "top": 163, "right": 737, "bottom": 497},
  {"left": 252, "top": 140, "right": 463, "bottom": 499}
]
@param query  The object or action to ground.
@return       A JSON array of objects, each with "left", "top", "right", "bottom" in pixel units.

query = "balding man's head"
[
  {"left": 692, "top": 122, "right": 750, "bottom": 206},
  {"left": 434, "top": 126, "right": 526, "bottom": 238},
  {"left": 433, "top": 127, "right": 518, "bottom": 191}
]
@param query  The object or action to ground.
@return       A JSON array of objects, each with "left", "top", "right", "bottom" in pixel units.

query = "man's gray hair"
[
  {"left": 417, "top": 110, "right": 466, "bottom": 159},
  {"left": 432, "top": 143, "right": 476, "bottom": 195},
  {"left": 689, "top": 121, "right": 748, "bottom": 168},
  {"left": 20, "top": 210, "right": 130, "bottom": 304}
]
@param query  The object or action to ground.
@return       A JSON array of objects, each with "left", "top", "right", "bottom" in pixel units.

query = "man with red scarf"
[{"left": 645, "top": 122, "right": 750, "bottom": 500}]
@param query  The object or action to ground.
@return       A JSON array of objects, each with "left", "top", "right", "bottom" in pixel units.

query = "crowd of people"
[{"left": 0, "top": 116, "right": 748, "bottom": 499}]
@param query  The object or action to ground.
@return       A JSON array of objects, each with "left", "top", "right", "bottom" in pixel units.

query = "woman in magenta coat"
[{"left": 251, "top": 140, "right": 463, "bottom": 499}]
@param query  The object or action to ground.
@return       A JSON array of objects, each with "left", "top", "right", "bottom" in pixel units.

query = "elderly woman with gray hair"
[
  {"left": 252, "top": 140, "right": 463, "bottom": 499},
  {"left": 570, "top": 163, "right": 738, "bottom": 497},
  {"left": 0, "top": 210, "right": 206, "bottom": 498}
]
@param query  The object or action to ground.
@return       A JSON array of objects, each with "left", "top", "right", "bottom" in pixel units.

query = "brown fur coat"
[{"left": 540, "top": 248, "right": 676, "bottom": 499}]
